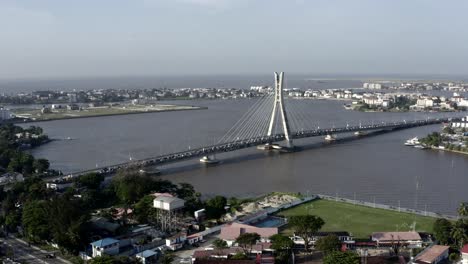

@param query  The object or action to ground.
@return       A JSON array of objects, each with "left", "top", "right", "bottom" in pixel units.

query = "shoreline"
[{"left": 8, "top": 106, "right": 208, "bottom": 124}]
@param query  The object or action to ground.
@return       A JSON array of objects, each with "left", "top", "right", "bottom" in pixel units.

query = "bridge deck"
[{"left": 54, "top": 117, "right": 455, "bottom": 180}]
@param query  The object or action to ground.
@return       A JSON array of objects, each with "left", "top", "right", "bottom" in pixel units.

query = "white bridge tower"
[{"left": 267, "top": 72, "right": 293, "bottom": 148}]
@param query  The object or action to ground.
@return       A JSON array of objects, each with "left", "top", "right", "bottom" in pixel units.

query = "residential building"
[
  {"left": 413, "top": 245, "right": 450, "bottom": 264},
  {"left": 219, "top": 222, "right": 278, "bottom": 246},
  {"left": 90, "top": 238, "right": 120, "bottom": 257},
  {"left": 136, "top": 249, "right": 158, "bottom": 264},
  {"left": 153, "top": 196, "right": 185, "bottom": 211},
  {"left": 462, "top": 244, "right": 468, "bottom": 264},
  {"left": 451, "top": 116, "right": 468, "bottom": 128},
  {"left": 165, "top": 231, "right": 187, "bottom": 250},
  {"left": 371, "top": 232, "right": 422, "bottom": 248}
]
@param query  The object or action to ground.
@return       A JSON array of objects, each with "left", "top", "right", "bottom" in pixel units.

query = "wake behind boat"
[{"left": 404, "top": 137, "right": 420, "bottom": 146}]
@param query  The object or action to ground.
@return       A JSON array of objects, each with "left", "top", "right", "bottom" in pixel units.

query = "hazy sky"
[{"left": 1, "top": 0, "right": 467, "bottom": 79}]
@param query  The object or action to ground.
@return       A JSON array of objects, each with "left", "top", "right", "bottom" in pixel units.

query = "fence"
[{"left": 317, "top": 194, "right": 458, "bottom": 221}]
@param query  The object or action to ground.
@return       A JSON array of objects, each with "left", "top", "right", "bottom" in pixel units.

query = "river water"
[{"left": 26, "top": 98, "right": 468, "bottom": 215}]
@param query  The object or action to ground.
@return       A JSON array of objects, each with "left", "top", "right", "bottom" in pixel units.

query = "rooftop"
[
  {"left": 220, "top": 222, "right": 278, "bottom": 241},
  {"left": 371, "top": 231, "right": 421, "bottom": 241},
  {"left": 414, "top": 245, "right": 450, "bottom": 263},
  {"left": 90, "top": 237, "right": 119, "bottom": 248}
]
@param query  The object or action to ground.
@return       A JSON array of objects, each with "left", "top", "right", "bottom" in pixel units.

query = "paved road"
[{"left": 1, "top": 236, "right": 71, "bottom": 264}]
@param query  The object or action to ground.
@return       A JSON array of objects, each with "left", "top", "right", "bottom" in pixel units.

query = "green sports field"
[{"left": 277, "top": 199, "right": 438, "bottom": 239}]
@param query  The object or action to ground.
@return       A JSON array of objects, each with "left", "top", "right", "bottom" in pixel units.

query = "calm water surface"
[{"left": 27, "top": 99, "right": 468, "bottom": 215}]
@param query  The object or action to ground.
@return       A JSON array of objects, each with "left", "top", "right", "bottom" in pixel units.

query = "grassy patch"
[{"left": 277, "top": 199, "right": 437, "bottom": 239}]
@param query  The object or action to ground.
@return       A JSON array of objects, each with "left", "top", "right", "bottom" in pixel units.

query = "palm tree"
[
  {"left": 458, "top": 202, "right": 468, "bottom": 218},
  {"left": 160, "top": 253, "right": 175, "bottom": 264},
  {"left": 451, "top": 221, "right": 468, "bottom": 249}
]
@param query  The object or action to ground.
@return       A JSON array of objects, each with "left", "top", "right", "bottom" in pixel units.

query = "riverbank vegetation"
[
  {"left": 0, "top": 124, "right": 51, "bottom": 175},
  {"left": 277, "top": 199, "right": 437, "bottom": 239},
  {"left": 420, "top": 128, "right": 468, "bottom": 153}
]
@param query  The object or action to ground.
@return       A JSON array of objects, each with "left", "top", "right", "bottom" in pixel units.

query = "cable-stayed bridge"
[{"left": 67, "top": 72, "right": 459, "bottom": 177}]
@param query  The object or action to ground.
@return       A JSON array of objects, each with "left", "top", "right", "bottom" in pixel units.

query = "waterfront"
[{"left": 27, "top": 99, "right": 468, "bottom": 215}]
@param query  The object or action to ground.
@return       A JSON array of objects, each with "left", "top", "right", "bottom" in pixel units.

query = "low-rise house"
[
  {"left": 461, "top": 244, "right": 468, "bottom": 264},
  {"left": 166, "top": 231, "right": 187, "bottom": 251},
  {"left": 413, "top": 245, "right": 450, "bottom": 264},
  {"left": 136, "top": 249, "right": 158, "bottom": 264},
  {"left": 219, "top": 222, "right": 278, "bottom": 246},
  {"left": 371, "top": 232, "right": 422, "bottom": 248},
  {"left": 91, "top": 238, "right": 120, "bottom": 257}
]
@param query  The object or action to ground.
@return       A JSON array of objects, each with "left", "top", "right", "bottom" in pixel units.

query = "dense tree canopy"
[
  {"left": 433, "top": 218, "right": 453, "bottom": 245},
  {"left": 323, "top": 251, "right": 359, "bottom": 264},
  {"left": 315, "top": 234, "right": 342, "bottom": 255},
  {"left": 205, "top": 195, "right": 227, "bottom": 219},
  {"left": 235, "top": 232, "right": 260, "bottom": 254},
  {"left": 288, "top": 215, "right": 325, "bottom": 251}
]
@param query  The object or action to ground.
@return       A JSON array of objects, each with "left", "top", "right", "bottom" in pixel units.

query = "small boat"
[
  {"left": 404, "top": 137, "right": 420, "bottom": 146},
  {"left": 325, "top": 134, "right": 337, "bottom": 141},
  {"left": 200, "top": 156, "right": 219, "bottom": 164},
  {"left": 354, "top": 131, "right": 367, "bottom": 136}
]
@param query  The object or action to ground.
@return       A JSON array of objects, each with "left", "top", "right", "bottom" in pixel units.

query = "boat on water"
[
  {"left": 325, "top": 134, "right": 337, "bottom": 141},
  {"left": 404, "top": 137, "right": 420, "bottom": 146},
  {"left": 200, "top": 156, "right": 219, "bottom": 165},
  {"left": 354, "top": 131, "right": 367, "bottom": 136}
]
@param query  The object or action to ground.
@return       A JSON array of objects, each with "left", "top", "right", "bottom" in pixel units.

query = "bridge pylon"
[{"left": 266, "top": 72, "right": 293, "bottom": 149}]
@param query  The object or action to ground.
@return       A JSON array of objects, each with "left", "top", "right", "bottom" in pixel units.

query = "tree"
[
  {"left": 451, "top": 219, "right": 468, "bottom": 249},
  {"left": 458, "top": 202, "right": 468, "bottom": 218},
  {"left": 113, "top": 171, "right": 153, "bottom": 206},
  {"left": 213, "top": 238, "right": 228, "bottom": 256},
  {"left": 235, "top": 232, "right": 260, "bottom": 254},
  {"left": 270, "top": 234, "right": 294, "bottom": 264},
  {"left": 288, "top": 215, "right": 325, "bottom": 251},
  {"left": 47, "top": 196, "right": 90, "bottom": 254},
  {"left": 315, "top": 235, "right": 341, "bottom": 255},
  {"left": 160, "top": 253, "right": 175, "bottom": 264},
  {"left": 134, "top": 195, "right": 156, "bottom": 224},
  {"left": 433, "top": 218, "right": 453, "bottom": 245},
  {"left": 22, "top": 200, "right": 50, "bottom": 242},
  {"left": 75, "top": 172, "right": 104, "bottom": 189},
  {"left": 323, "top": 251, "right": 359, "bottom": 264},
  {"left": 33, "top": 158, "right": 50, "bottom": 173},
  {"left": 205, "top": 195, "right": 227, "bottom": 219}
]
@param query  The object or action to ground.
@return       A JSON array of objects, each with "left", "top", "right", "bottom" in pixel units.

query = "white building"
[
  {"left": 451, "top": 116, "right": 468, "bottom": 128},
  {"left": 461, "top": 244, "right": 468, "bottom": 264},
  {"left": 0, "top": 107, "right": 12, "bottom": 121},
  {"left": 416, "top": 98, "right": 434, "bottom": 108},
  {"left": 153, "top": 196, "right": 185, "bottom": 211},
  {"left": 371, "top": 232, "right": 422, "bottom": 248},
  {"left": 90, "top": 238, "right": 120, "bottom": 257}
]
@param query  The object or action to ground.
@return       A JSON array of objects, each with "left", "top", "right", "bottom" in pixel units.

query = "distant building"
[
  {"left": 67, "top": 104, "right": 80, "bottom": 110},
  {"left": 451, "top": 116, "right": 468, "bottom": 128},
  {"left": 0, "top": 107, "right": 13, "bottom": 121},
  {"left": 363, "top": 83, "right": 383, "bottom": 89},
  {"left": 413, "top": 244, "right": 450, "bottom": 264},
  {"left": 41, "top": 106, "right": 52, "bottom": 114},
  {"left": 90, "top": 238, "right": 120, "bottom": 257}
]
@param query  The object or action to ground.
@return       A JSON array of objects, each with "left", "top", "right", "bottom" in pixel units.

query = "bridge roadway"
[{"left": 63, "top": 117, "right": 455, "bottom": 179}]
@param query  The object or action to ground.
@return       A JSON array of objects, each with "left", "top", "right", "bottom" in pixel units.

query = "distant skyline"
[{"left": 1, "top": 0, "right": 468, "bottom": 80}]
